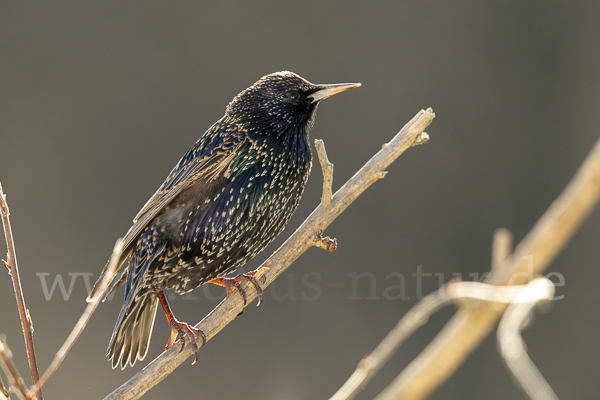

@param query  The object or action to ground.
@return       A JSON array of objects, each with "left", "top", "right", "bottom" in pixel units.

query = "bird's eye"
[{"left": 287, "top": 91, "right": 301, "bottom": 101}]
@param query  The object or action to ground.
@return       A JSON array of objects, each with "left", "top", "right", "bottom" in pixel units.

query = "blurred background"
[{"left": 1, "top": 1, "right": 599, "bottom": 399}]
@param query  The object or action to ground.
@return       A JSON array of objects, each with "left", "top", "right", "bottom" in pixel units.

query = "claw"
[
  {"left": 166, "top": 319, "right": 206, "bottom": 365},
  {"left": 209, "top": 270, "right": 264, "bottom": 307},
  {"left": 157, "top": 290, "right": 206, "bottom": 365}
]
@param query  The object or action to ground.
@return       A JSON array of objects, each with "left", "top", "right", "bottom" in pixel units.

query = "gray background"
[{"left": 1, "top": 1, "right": 600, "bottom": 399}]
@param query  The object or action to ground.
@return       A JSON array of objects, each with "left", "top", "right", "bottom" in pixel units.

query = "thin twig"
[
  {"left": 372, "top": 133, "right": 600, "bottom": 400},
  {"left": 329, "top": 290, "right": 447, "bottom": 400},
  {"left": 0, "top": 182, "right": 43, "bottom": 400},
  {"left": 27, "top": 239, "right": 124, "bottom": 397},
  {"left": 497, "top": 279, "right": 558, "bottom": 400},
  {"left": 0, "top": 336, "right": 30, "bottom": 400},
  {"left": 329, "top": 279, "right": 547, "bottom": 400},
  {"left": 315, "top": 139, "right": 334, "bottom": 207},
  {"left": 102, "top": 108, "right": 435, "bottom": 400}
]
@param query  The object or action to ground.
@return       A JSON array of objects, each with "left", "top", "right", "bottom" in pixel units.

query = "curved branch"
[
  {"left": 497, "top": 279, "right": 558, "bottom": 400},
  {"left": 103, "top": 108, "right": 435, "bottom": 400}
]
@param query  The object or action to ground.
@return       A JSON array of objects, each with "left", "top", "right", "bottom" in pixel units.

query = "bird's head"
[{"left": 226, "top": 71, "right": 360, "bottom": 138}]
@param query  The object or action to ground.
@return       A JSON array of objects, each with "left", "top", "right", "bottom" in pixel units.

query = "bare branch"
[
  {"left": 371, "top": 132, "right": 600, "bottom": 400},
  {"left": 0, "top": 182, "right": 43, "bottom": 400},
  {"left": 0, "top": 336, "right": 30, "bottom": 400},
  {"left": 491, "top": 228, "right": 513, "bottom": 277},
  {"left": 315, "top": 139, "right": 334, "bottom": 207},
  {"left": 329, "top": 279, "right": 548, "bottom": 400},
  {"left": 27, "top": 239, "right": 124, "bottom": 396},
  {"left": 102, "top": 108, "right": 435, "bottom": 400},
  {"left": 329, "top": 289, "right": 448, "bottom": 400},
  {"left": 497, "top": 278, "right": 558, "bottom": 400}
]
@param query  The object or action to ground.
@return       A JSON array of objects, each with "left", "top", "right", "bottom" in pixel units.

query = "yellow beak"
[{"left": 309, "top": 82, "right": 361, "bottom": 102}]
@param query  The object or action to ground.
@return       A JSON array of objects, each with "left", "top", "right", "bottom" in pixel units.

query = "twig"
[
  {"left": 315, "top": 139, "right": 334, "bottom": 207},
  {"left": 491, "top": 228, "right": 513, "bottom": 277},
  {"left": 371, "top": 133, "right": 600, "bottom": 400},
  {"left": 27, "top": 239, "right": 124, "bottom": 397},
  {"left": 102, "top": 108, "right": 435, "bottom": 400},
  {"left": 329, "top": 279, "right": 548, "bottom": 400},
  {"left": 0, "top": 336, "right": 30, "bottom": 400},
  {"left": 0, "top": 182, "right": 43, "bottom": 400},
  {"left": 329, "top": 289, "right": 447, "bottom": 400},
  {"left": 497, "top": 279, "right": 558, "bottom": 400}
]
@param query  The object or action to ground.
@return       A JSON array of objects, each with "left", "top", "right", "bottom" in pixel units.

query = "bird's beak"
[{"left": 309, "top": 82, "right": 361, "bottom": 102}]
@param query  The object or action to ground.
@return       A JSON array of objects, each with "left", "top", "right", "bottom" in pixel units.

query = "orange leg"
[
  {"left": 156, "top": 290, "right": 206, "bottom": 365},
  {"left": 209, "top": 270, "right": 264, "bottom": 307}
]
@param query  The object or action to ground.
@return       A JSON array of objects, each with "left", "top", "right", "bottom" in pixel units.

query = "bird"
[{"left": 86, "top": 71, "right": 360, "bottom": 369}]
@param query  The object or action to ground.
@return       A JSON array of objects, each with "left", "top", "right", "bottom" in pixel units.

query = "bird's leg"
[
  {"left": 209, "top": 270, "right": 264, "bottom": 307},
  {"left": 155, "top": 290, "right": 206, "bottom": 365}
]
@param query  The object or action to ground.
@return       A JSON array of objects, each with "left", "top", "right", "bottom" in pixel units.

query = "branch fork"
[
  {"left": 102, "top": 108, "right": 434, "bottom": 399},
  {"left": 1, "top": 109, "right": 436, "bottom": 400}
]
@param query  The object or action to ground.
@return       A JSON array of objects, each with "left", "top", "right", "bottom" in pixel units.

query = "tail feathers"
[{"left": 107, "top": 292, "right": 158, "bottom": 369}]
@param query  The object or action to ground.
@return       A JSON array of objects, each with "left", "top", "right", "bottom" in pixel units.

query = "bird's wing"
[{"left": 86, "top": 124, "right": 247, "bottom": 302}]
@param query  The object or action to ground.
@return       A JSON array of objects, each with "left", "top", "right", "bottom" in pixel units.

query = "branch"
[
  {"left": 315, "top": 139, "right": 334, "bottom": 207},
  {"left": 498, "top": 279, "right": 558, "bottom": 400},
  {"left": 0, "top": 182, "right": 43, "bottom": 400},
  {"left": 27, "top": 240, "right": 124, "bottom": 397},
  {"left": 103, "top": 108, "right": 435, "bottom": 400},
  {"left": 491, "top": 228, "right": 513, "bottom": 276},
  {"left": 329, "top": 278, "right": 551, "bottom": 400},
  {"left": 371, "top": 132, "right": 600, "bottom": 400}
]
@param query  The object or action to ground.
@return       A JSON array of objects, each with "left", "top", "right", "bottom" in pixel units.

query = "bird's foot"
[
  {"left": 209, "top": 270, "right": 264, "bottom": 307},
  {"left": 166, "top": 318, "right": 206, "bottom": 365}
]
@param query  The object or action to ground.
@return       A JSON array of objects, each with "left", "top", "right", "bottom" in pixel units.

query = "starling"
[{"left": 87, "top": 71, "right": 360, "bottom": 369}]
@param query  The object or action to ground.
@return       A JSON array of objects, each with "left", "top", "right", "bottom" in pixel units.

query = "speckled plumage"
[{"left": 87, "top": 71, "right": 359, "bottom": 369}]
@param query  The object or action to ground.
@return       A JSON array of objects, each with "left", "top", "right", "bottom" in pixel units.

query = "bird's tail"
[{"left": 107, "top": 291, "right": 158, "bottom": 369}]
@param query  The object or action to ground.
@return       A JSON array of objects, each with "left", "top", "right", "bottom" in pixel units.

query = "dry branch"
[
  {"left": 329, "top": 278, "right": 554, "bottom": 400},
  {"left": 315, "top": 139, "right": 334, "bottom": 207},
  {"left": 372, "top": 133, "right": 600, "bottom": 400},
  {"left": 498, "top": 279, "right": 558, "bottom": 400},
  {"left": 27, "top": 240, "right": 124, "bottom": 397},
  {"left": 102, "top": 108, "right": 435, "bottom": 400},
  {"left": 491, "top": 228, "right": 513, "bottom": 276},
  {"left": 0, "top": 182, "right": 43, "bottom": 400}
]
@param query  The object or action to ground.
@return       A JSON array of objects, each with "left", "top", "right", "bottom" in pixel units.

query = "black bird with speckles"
[{"left": 87, "top": 71, "right": 360, "bottom": 369}]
